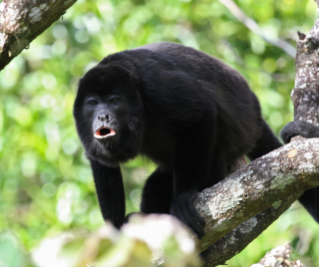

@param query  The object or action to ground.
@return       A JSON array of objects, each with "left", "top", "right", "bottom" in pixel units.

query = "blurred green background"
[{"left": 0, "top": 0, "right": 319, "bottom": 265}]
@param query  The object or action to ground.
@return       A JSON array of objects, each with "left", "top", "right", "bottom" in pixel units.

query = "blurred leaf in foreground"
[{"left": 31, "top": 214, "right": 201, "bottom": 267}]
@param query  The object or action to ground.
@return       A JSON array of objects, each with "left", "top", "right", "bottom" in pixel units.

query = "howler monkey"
[
  {"left": 73, "top": 42, "right": 282, "bottom": 238},
  {"left": 281, "top": 121, "right": 319, "bottom": 222}
]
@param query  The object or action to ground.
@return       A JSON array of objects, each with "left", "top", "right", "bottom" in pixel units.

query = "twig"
[{"left": 218, "top": 0, "right": 296, "bottom": 58}]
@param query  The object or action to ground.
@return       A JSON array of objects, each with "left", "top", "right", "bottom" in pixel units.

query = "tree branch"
[
  {"left": 202, "top": 191, "right": 302, "bottom": 266},
  {"left": 251, "top": 243, "right": 304, "bottom": 267},
  {"left": 291, "top": 18, "right": 319, "bottom": 125},
  {"left": 218, "top": 0, "right": 296, "bottom": 58},
  {"left": 195, "top": 137, "right": 319, "bottom": 255},
  {"left": 0, "top": 0, "right": 77, "bottom": 71}
]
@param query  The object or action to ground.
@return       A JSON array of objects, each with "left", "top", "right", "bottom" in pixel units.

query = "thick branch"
[
  {"left": 291, "top": 15, "right": 319, "bottom": 125},
  {"left": 0, "top": 0, "right": 77, "bottom": 71},
  {"left": 195, "top": 137, "right": 319, "bottom": 255},
  {"left": 202, "top": 191, "right": 302, "bottom": 266}
]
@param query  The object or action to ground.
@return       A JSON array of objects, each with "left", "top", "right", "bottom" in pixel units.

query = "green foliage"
[{"left": 0, "top": 0, "right": 319, "bottom": 265}]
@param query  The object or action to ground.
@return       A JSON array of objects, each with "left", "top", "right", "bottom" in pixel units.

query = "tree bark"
[
  {"left": 195, "top": 137, "right": 319, "bottom": 251},
  {"left": 250, "top": 243, "right": 304, "bottom": 267},
  {"left": 0, "top": 0, "right": 77, "bottom": 71},
  {"left": 201, "top": 189, "right": 302, "bottom": 266}
]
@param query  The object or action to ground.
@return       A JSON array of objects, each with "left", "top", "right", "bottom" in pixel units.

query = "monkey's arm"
[
  {"left": 170, "top": 117, "right": 217, "bottom": 238},
  {"left": 90, "top": 160, "right": 125, "bottom": 228}
]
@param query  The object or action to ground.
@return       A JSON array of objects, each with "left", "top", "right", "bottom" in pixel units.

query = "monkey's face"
[{"left": 73, "top": 64, "right": 144, "bottom": 166}]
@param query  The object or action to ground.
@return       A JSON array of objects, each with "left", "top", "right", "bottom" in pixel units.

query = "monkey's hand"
[{"left": 170, "top": 189, "right": 205, "bottom": 239}]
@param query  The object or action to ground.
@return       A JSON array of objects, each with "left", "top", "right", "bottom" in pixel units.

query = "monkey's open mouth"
[{"left": 94, "top": 127, "right": 116, "bottom": 139}]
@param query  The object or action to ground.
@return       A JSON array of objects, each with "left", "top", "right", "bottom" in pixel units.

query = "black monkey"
[
  {"left": 281, "top": 121, "right": 319, "bottom": 222},
  {"left": 73, "top": 42, "right": 282, "bottom": 238}
]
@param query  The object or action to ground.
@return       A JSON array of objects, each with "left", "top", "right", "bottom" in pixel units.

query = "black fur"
[
  {"left": 74, "top": 42, "right": 282, "bottom": 237},
  {"left": 281, "top": 120, "right": 319, "bottom": 222}
]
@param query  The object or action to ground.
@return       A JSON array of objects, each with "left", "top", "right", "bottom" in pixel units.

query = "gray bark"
[
  {"left": 196, "top": 138, "right": 319, "bottom": 252},
  {"left": 250, "top": 243, "right": 304, "bottom": 267},
  {"left": 0, "top": 0, "right": 77, "bottom": 71}
]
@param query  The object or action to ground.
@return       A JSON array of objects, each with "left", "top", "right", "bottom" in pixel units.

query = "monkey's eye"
[
  {"left": 87, "top": 99, "right": 98, "bottom": 106},
  {"left": 109, "top": 96, "right": 121, "bottom": 105}
]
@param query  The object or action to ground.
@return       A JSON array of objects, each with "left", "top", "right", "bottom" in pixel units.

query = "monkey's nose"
[{"left": 98, "top": 114, "right": 110, "bottom": 122}]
